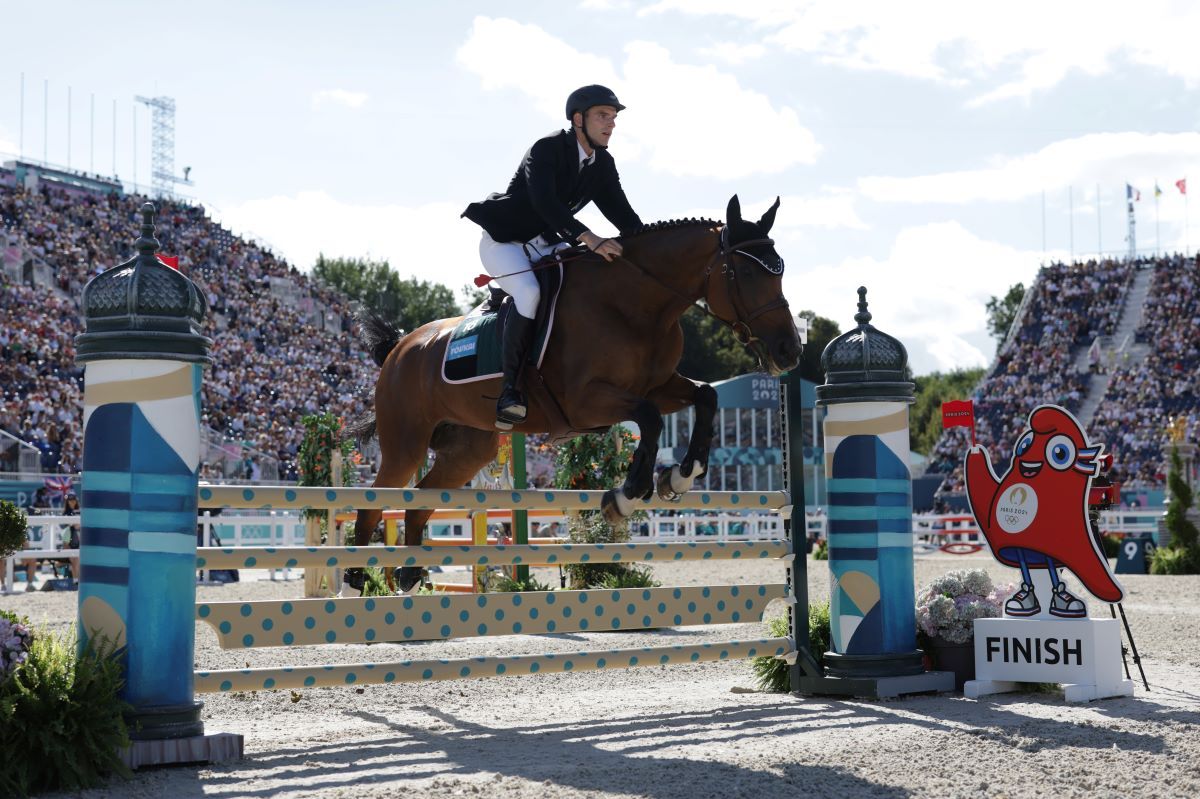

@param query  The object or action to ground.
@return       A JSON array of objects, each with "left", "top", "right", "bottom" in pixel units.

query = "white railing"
[
  {"left": 2, "top": 515, "right": 79, "bottom": 593},
  {"left": 197, "top": 511, "right": 306, "bottom": 582}
]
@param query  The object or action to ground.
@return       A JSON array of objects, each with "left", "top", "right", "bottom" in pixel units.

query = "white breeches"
[{"left": 479, "top": 231, "right": 571, "bottom": 320}]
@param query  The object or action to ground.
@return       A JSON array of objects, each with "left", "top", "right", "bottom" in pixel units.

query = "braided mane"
[{"left": 624, "top": 218, "right": 720, "bottom": 238}]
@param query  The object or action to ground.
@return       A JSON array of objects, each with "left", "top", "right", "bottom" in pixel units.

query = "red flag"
[
  {"left": 941, "top": 399, "right": 976, "bottom": 444},
  {"left": 1177, "top": 178, "right": 1188, "bottom": 195},
  {"left": 157, "top": 254, "right": 180, "bottom": 270}
]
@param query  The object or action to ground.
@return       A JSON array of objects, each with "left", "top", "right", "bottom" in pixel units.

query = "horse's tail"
[
  {"left": 345, "top": 309, "right": 405, "bottom": 445},
  {"left": 357, "top": 308, "right": 404, "bottom": 367}
]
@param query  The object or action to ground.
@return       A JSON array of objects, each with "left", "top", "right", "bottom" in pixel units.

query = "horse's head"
[{"left": 709, "top": 195, "right": 802, "bottom": 375}]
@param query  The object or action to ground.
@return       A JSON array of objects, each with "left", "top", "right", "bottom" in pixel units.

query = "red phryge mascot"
[{"left": 966, "top": 405, "right": 1124, "bottom": 617}]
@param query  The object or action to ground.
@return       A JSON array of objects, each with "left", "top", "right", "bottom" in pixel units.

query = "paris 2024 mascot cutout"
[{"left": 965, "top": 404, "right": 1125, "bottom": 616}]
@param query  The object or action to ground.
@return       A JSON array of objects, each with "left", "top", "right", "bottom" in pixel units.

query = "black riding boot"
[{"left": 497, "top": 313, "right": 535, "bottom": 428}]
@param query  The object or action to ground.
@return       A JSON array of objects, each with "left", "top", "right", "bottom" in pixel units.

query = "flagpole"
[
  {"left": 1096, "top": 183, "right": 1102, "bottom": 256},
  {"left": 1041, "top": 190, "right": 1047, "bottom": 256},
  {"left": 1155, "top": 189, "right": 1160, "bottom": 256}
]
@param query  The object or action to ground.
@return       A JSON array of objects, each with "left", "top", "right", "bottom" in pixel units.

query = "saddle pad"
[{"left": 441, "top": 261, "right": 563, "bottom": 384}]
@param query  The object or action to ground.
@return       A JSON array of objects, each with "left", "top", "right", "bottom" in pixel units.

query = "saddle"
[{"left": 442, "top": 250, "right": 583, "bottom": 441}]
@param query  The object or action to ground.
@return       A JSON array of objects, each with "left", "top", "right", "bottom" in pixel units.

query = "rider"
[{"left": 462, "top": 84, "right": 643, "bottom": 428}]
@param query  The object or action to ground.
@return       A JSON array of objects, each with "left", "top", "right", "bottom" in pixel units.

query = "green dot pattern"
[
  {"left": 196, "top": 584, "right": 786, "bottom": 649},
  {"left": 195, "top": 541, "right": 790, "bottom": 570},
  {"left": 194, "top": 637, "right": 792, "bottom": 693}
]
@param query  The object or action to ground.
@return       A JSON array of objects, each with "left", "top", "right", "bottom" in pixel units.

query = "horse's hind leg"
[{"left": 404, "top": 424, "right": 500, "bottom": 547}]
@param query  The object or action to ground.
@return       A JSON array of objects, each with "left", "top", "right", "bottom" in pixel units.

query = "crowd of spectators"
[
  {"left": 927, "top": 258, "right": 1135, "bottom": 494},
  {"left": 1090, "top": 252, "right": 1200, "bottom": 487},
  {"left": 1, "top": 177, "right": 376, "bottom": 482}
]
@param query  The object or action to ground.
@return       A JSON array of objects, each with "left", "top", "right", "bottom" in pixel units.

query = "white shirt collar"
[{"left": 577, "top": 140, "right": 596, "bottom": 170}]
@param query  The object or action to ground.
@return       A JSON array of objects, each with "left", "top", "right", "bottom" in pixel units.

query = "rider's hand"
[{"left": 579, "top": 231, "right": 623, "bottom": 262}]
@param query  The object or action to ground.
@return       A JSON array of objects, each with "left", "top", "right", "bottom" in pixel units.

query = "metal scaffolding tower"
[{"left": 135, "top": 94, "right": 193, "bottom": 197}]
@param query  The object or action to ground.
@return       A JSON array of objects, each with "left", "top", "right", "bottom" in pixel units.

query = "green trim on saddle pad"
[{"left": 441, "top": 262, "right": 562, "bottom": 384}]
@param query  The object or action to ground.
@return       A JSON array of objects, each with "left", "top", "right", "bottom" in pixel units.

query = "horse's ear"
[
  {"left": 758, "top": 196, "right": 780, "bottom": 233},
  {"left": 726, "top": 195, "right": 742, "bottom": 225}
]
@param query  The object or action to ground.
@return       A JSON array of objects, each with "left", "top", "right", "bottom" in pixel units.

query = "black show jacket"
[{"left": 462, "top": 129, "right": 642, "bottom": 244}]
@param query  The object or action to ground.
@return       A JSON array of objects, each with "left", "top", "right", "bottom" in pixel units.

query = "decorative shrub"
[
  {"left": 0, "top": 499, "right": 27, "bottom": 560},
  {"left": 915, "top": 569, "right": 1009, "bottom": 644},
  {"left": 596, "top": 565, "right": 658, "bottom": 589},
  {"left": 489, "top": 574, "right": 552, "bottom": 593},
  {"left": 1101, "top": 534, "right": 1122, "bottom": 559},
  {"left": 751, "top": 601, "right": 831, "bottom": 692},
  {"left": 0, "top": 614, "right": 130, "bottom": 796},
  {"left": 812, "top": 539, "right": 829, "bottom": 561},
  {"left": 1151, "top": 545, "right": 1199, "bottom": 575}
]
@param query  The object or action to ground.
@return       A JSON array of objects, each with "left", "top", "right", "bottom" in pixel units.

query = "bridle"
[{"left": 709, "top": 225, "right": 790, "bottom": 347}]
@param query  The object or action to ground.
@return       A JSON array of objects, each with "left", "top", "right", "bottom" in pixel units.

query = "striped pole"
[{"left": 75, "top": 204, "right": 214, "bottom": 742}]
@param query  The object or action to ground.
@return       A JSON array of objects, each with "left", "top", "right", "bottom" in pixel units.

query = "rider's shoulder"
[{"left": 530, "top": 129, "right": 574, "bottom": 151}]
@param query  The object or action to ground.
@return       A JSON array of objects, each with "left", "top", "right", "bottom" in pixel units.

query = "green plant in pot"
[{"left": 915, "top": 568, "right": 1009, "bottom": 691}]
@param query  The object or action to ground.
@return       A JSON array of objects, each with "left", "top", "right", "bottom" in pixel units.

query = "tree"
[
  {"left": 312, "top": 254, "right": 461, "bottom": 332},
  {"left": 909, "top": 368, "right": 986, "bottom": 455},
  {"left": 1165, "top": 446, "right": 1199, "bottom": 552},
  {"left": 794, "top": 310, "right": 841, "bottom": 384},
  {"left": 676, "top": 306, "right": 759, "bottom": 382},
  {"left": 985, "top": 283, "right": 1025, "bottom": 350}
]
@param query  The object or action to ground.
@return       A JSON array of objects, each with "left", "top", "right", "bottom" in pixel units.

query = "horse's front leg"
[
  {"left": 646, "top": 375, "right": 717, "bottom": 501},
  {"left": 600, "top": 398, "right": 664, "bottom": 525}
]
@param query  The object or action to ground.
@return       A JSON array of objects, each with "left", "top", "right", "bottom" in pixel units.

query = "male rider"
[{"left": 462, "top": 84, "right": 643, "bottom": 428}]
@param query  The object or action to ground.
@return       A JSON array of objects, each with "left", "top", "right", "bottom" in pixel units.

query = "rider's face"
[{"left": 576, "top": 106, "right": 618, "bottom": 148}]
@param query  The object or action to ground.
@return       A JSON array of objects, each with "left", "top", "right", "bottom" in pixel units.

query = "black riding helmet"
[{"left": 565, "top": 85, "right": 626, "bottom": 150}]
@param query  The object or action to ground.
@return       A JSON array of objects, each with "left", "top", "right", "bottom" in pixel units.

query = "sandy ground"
[{"left": 5, "top": 553, "right": 1200, "bottom": 799}]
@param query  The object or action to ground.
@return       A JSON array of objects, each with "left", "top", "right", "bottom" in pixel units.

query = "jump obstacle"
[{"left": 73, "top": 205, "right": 947, "bottom": 767}]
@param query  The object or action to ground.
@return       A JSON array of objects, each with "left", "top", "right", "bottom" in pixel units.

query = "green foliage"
[
  {"left": 0, "top": 623, "right": 130, "bottom": 796},
  {"left": 793, "top": 310, "right": 841, "bottom": 384},
  {"left": 0, "top": 499, "right": 27, "bottom": 559},
  {"left": 1150, "top": 545, "right": 1200, "bottom": 575},
  {"left": 985, "top": 282, "right": 1026, "bottom": 349},
  {"left": 313, "top": 254, "right": 462, "bottom": 332},
  {"left": 751, "top": 601, "right": 831, "bottom": 692},
  {"left": 812, "top": 539, "right": 828, "bottom": 561},
  {"left": 909, "top": 368, "right": 986, "bottom": 455},
  {"left": 1165, "top": 446, "right": 1199, "bottom": 553},
  {"left": 553, "top": 427, "right": 636, "bottom": 491},
  {"left": 299, "top": 413, "right": 357, "bottom": 527},
  {"left": 676, "top": 305, "right": 759, "bottom": 382},
  {"left": 361, "top": 567, "right": 392, "bottom": 597},
  {"left": 562, "top": 512, "right": 634, "bottom": 588},
  {"left": 596, "top": 565, "right": 659, "bottom": 589},
  {"left": 461, "top": 283, "right": 490, "bottom": 310},
  {"left": 1101, "top": 534, "right": 1122, "bottom": 559},
  {"left": 489, "top": 573, "right": 553, "bottom": 592}
]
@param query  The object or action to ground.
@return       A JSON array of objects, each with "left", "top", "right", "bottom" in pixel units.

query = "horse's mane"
[{"left": 623, "top": 218, "right": 720, "bottom": 238}]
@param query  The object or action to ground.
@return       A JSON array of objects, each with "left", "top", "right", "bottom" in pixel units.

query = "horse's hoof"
[
  {"left": 656, "top": 469, "right": 681, "bottom": 502},
  {"left": 494, "top": 419, "right": 514, "bottom": 431},
  {"left": 396, "top": 566, "right": 426, "bottom": 593},
  {"left": 341, "top": 568, "right": 365, "bottom": 598},
  {"left": 601, "top": 488, "right": 635, "bottom": 525}
]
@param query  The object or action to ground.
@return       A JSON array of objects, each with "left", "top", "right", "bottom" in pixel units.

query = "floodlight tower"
[{"left": 135, "top": 95, "right": 193, "bottom": 197}]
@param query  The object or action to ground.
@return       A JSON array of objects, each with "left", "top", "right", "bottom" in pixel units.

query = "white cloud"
[
  {"left": 311, "top": 89, "right": 369, "bottom": 110},
  {"left": 640, "top": 0, "right": 1200, "bottom": 104},
  {"left": 859, "top": 132, "right": 1200, "bottom": 205},
  {"left": 456, "top": 16, "right": 819, "bottom": 178},
  {"left": 214, "top": 191, "right": 483, "bottom": 300},
  {"left": 698, "top": 41, "right": 766, "bottom": 65},
  {"left": 784, "top": 221, "right": 1053, "bottom": 374}
]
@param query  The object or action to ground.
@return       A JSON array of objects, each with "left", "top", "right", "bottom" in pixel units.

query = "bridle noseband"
[{"left": 710, "top": 226, "right": 790, "bottom": 346}]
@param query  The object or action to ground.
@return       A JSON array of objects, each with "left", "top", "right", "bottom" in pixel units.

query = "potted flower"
[{"left": 915, "top": 568, "right": 1010, "bottom": 690}]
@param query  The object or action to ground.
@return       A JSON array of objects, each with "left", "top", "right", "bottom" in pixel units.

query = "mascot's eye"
[
  {"left": 1045, "top": 435, "right": 1076, "bottom": 470},
  {"left": 1014, "top": 431, "right": 1035, "bottom": 457}
]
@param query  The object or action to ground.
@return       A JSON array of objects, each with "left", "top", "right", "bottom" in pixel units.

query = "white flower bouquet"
[{"left": 916, "top": 568, "right": 1010, "bottom": 644}]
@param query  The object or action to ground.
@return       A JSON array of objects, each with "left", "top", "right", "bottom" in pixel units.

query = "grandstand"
[
  {"left": 927, "top": 252, "right": 1199, "bottom": 505},
  {"left": 2, "top": 160, "right": 1197, "bottom": 508},
  {"left": 1, "top": 161, "right": 376, "bottom": 485}
]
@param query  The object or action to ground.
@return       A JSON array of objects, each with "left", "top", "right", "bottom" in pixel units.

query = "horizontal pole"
[
  {"left": 197, "top": 485, "right": 790, "bottom": 513},
  {"left": 195, "top": 637, "right": 793, "bottom": 693},
  {"left": 196, "top": 541, "right": 791, "bottom": 570},
  {"left": 196, "top": 584, "right": 788, "bottom": 649}
]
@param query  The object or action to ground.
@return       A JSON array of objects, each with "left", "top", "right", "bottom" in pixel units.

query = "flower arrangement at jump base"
[{"left": 915, "top": 568, "right": 1011, "bottom": 689}]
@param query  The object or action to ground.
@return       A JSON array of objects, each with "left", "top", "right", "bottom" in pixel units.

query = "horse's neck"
[{"left": 621, "top": 229, "right": 715, "bottom": 306}]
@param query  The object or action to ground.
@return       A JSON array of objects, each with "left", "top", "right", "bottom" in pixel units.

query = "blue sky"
[{"left": 3, "top": 1, "right": 1199, "bottom": 375}]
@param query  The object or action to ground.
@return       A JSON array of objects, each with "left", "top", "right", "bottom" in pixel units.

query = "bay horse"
[{"left": 346, "top": 195, "right": 801, "bottom": 592}]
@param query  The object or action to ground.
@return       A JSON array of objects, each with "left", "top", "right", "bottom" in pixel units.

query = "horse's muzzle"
[{"left": 770, "top": 335, "right": 802, "bottom": 374}]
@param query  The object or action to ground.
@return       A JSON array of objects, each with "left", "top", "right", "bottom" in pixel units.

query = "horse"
[{"left": 345, "top": 195, "right": 802, "bottom": 591}]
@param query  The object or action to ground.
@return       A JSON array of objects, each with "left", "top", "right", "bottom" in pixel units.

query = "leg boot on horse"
[{"left": 496, "top": 312, "right": 535, "bottom": 429}]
